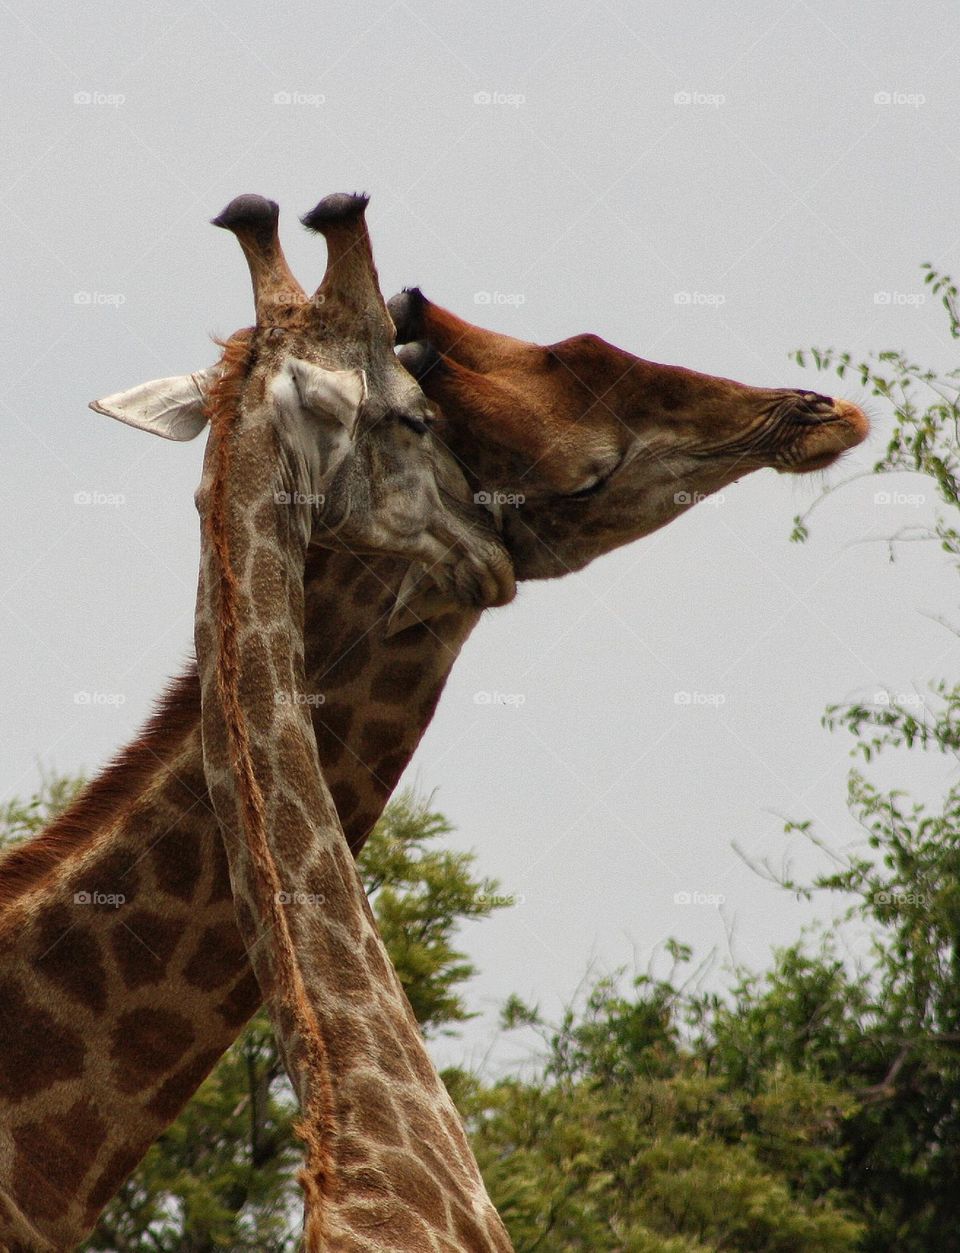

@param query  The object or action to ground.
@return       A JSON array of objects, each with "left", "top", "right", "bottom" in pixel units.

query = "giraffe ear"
[
  {"left": 287, "top": 360, "right": 367, "bottom": 436},
  {"left": 89, "top": 367, "right": 217, "bottom": 441}
]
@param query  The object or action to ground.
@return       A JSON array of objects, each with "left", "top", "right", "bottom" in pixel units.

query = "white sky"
[{"left": 1, "top": 0, "right": 957, "bottom": 1070}]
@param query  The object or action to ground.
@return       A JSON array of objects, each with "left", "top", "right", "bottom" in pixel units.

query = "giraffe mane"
[
  {"left": 0, "top": 669, "right": 201, "bottom": 920},
  {"left": 202, "top": 329, "right": 338, "bottom": 1240},
  {"left": 204, "top": 329, "right": 254, "bottom": 437}
]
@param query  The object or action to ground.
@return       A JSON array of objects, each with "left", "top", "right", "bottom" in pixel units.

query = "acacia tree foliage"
[{"left": 459, "top": 957, "right": 862, "bottom": 1252}]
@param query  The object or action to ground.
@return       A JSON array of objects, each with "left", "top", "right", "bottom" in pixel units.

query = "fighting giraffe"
[
  {"left": 0, "top": 244, "right": 868, "bottom": 1247},
  {"left": 193, "top": 189, "right": 512, "bottom": 1250}
]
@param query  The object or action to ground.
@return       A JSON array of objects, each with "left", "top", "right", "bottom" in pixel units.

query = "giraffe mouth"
[{"left": 779, "top": 399, "right": 869, "bottom": 474}]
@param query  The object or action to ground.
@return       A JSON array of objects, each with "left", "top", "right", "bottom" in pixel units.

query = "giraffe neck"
[
  {"left": 0, "top": 545, "right": 481, "bottom": 1249},
  {"left": 195, "top": 406, "right": 339, "bottom": 1241},
  {"left": 194, "top": 411, "right": 508, "bottom": 1249}
]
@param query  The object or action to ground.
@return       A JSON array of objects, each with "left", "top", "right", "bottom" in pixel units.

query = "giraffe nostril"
[
  {"left": 804, "top": 391, "right": 834, "bottom": 409},
  {"left": 789, "top": 391, "right": 837, "bottom": 425}
]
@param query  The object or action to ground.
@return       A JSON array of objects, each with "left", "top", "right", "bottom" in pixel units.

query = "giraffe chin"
[
  {"left": 782, "top": 447, "right": 849, "bottom": 475},
  {"left": 384, "top": 551, "right": 514, "bottom": 637}
]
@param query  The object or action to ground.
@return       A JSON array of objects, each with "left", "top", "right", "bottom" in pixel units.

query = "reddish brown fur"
[{"left": 407, "top": 299, "right": 868, "bottom": 497}]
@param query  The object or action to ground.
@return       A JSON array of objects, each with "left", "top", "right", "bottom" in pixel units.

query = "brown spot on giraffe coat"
[
  {"left": 109, "top": 909, "right": 182, "bottom": 989},
  {"left": 34, "top": 906, "right": 108, "bottom": 1013},
  {"left": 109, "top": 1007, "right": 195, "bottom": 1093},
  {"left": 0, "top": 979, "right": 85, "bottom": 1102}
]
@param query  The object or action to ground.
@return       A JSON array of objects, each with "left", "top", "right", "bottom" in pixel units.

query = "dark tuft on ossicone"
[
  {"left": 396, "top": 339, "right": 441, "bottom": 382},
  {"left": 211, "top": 195, "right": 279, "bottom": 235},
  {"left": 387, "top": 288, "right": 426, "bottom": 344},
  {"left": 300, "top": 193, "right": 370, "bottom": 233}
]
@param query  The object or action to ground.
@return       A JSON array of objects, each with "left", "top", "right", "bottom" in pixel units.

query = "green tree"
[{"left": 461, "top": 961, "right": 861, "bottom": 1252}]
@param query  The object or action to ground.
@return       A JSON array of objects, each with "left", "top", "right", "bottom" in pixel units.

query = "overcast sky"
[{"left": 1, "top": 0, "right": 957, "bottom": 1071}]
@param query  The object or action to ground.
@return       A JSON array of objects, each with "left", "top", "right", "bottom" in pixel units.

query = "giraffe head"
[
  {"left": 390, "top": 290, "right": 869, "bottom": 578},
  {"left": 90, "top": 195, "right": 515, "bottom": 614}
]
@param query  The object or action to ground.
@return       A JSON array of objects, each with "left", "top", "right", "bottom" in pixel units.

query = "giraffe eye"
[
  {"left": 562, "top": 451, "right": 626, "bottom": 500},
  {"left": 564, "top": 476, "right": 606, "bottom": 500},
  {"left": 399, "top": 413, "right": 430, "bottom": 436}
]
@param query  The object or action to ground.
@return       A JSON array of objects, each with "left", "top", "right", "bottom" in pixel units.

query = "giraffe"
[
  {"left": 0, "top": 250, "right": 868, "bottom": 1248},
  {"left": 192, "top": 190, "right": 512, "bottom": 1250}
]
